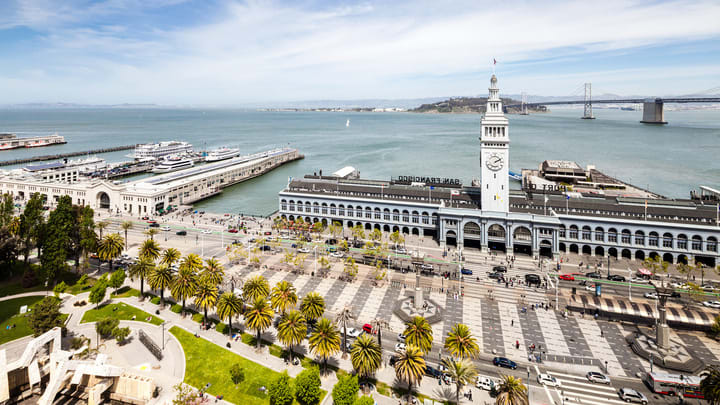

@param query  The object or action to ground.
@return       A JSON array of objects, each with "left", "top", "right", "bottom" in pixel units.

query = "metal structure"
[
  {"left": 582, "top": 83, "right": 594, "bottom": 119},
  {"left": 520, "top": 92, "right": 528, "bottom": 115}
]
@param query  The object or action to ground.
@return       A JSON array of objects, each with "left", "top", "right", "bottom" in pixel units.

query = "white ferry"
[
  {"left": 151, "top": 156, "right": 194, "bottom": 173},
  {"left": 131, "top": 141, "right": 193, "bottom": 160},
  {"left": 205, "top": 147, "right": 241, "bottom": 162}
]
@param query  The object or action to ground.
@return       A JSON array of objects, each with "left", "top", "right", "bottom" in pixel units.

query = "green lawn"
[
  {"left": 65, "top": 280, "right": 95, "bottom": 295},
  {"left": 111, "top": 286, "right": 141, "bottom": 298},
  {"left": 170, "top": 326, "right": 326, "bottom": 405},
  {"left": 0, "top": 295, "right": 45, "bottom": 345},
  {"left": 0, "top": 279, "right": 48, "bottom": 298},
  {"left": 81, "top": 302, "right": 163, "bottom": 325}
]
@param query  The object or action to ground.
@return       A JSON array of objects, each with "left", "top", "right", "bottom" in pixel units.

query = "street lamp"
[{"left": 628, "top": 268, "right": 633, "bottom": 301}]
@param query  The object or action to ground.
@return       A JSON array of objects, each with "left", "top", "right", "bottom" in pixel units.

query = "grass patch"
[
  {"left": 65, "top": 279, "right": 96, "bottom": 295},
  {"left": 150, "top": 296, "right": 161, "bottom": 305},
  {"left": 111, "top": 286, "right": 141, "bottom": 298},
  {"left": 0, "top": 295, "right": 45, "bottom": 345},
  {"left": 81, "top": 302, "right": 163, "bottom": 325},
  {"left": 171, "top": 304, "right": 182, "bottom": 313},
  {"left": 0, "top": 277, "right": 48, "bottom": 298},
  {"left": 192, "top": 313, "right": 204, "bottom": 323},
  {"left": 171, "top": 326, "right": 326, "bottom": 405}
]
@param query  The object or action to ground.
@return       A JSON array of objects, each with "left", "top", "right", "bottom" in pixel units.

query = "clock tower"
[{"left": 480, "top": 75, "right": 509, "bottom": 212}]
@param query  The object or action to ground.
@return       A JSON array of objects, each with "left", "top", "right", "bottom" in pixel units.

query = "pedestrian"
[{"left": 511, "top": 319, "right": 514, "bottom": 326}]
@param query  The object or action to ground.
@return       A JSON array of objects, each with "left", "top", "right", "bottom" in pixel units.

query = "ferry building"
[{"left": 278, "top": 76, "right": 720, "bottom": 267}]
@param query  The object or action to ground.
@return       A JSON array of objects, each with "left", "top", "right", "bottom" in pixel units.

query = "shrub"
[
  {"left": 171, "top": 304, "right": 182, "bottom": 313},
  {"left": 229, "top": 363, "right": 245, "bottom": 385},
  {"left": 89, "top": 283, "right": 107, "bottom": 308},
  {"left": 295, "top": 367, "right": 322, "bottom": 405},
  {"left": 70, "top": 336, "right": 88, "bottom": 350},
  {"left": 332, "top": 373, "right": 359, "bottom": 405},
  {"left": 28, "top": 296, "right": 64, "bottom": 336},
  {"left": 113, "top": 326, "right": 131, "bottom": 343},
  {"left": 150, "top": 296, "right": 161, "bottom": 305},
  {"left": 712, "top": 315, "right": 720, "bottom": 336},
  {"left": 216, "top": 323, "right": 229, "bottom": 334},
  {"left": 78, "top": 274, "right": 89, "bottom": 286},
  {"left": 96, "top": 317, "right": 120, "bottom": 338},
  {"left": 268, "top": 371, "right": 293, "bottom": 405},
  {"left": 354, "top": 396, "right": 374, "bottom": 405},
  {"left": 191, "top": 313, "right": 204, "bottom": 323},
  {"left": 53, "top": 281, "right": 68, "bottom": 296}
]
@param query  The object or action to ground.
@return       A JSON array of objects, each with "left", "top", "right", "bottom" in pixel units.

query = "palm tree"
[
  {"left": 495, "top": 375, "right": 528, "bottom": 405},
  {"left": 179, "top": 253, "right": 202, "bottom": 273},
  {"left": 138, "top": 239, "right": 161, "bottom": 262},
  {"left": 701, "top": 365, "right": 720, "bottom": 404},
  {"left": 202, "top": 257, "right": 225, "bottom": 285},
  {"left": 393, "top": 345, "right": 425, "bottom": 404},
  {"left": 243, "top": 275, "right": 270, "bottom": 302},
  {"left": 444, "top": 323, "right": 480, "bottom": 359},
  {"left": 144, "top": 227, "right": 160, "bottom": 241},
  {"left": 300, "top": 292, "right": 325, "bottom": 323},
  {"left": 277, "top": 310, "right": 307, "bottom": 363},
  {"left": 121, "top": 220, "right": 133, "bottom": 250},
  {"left": 404, "top": 316, "right": 433, "bottom": 354},
  {"left": 245, "top": 297, "right": 274, "bottom": 348},
  {"left": 270, "top": 280, "right": 298, "bottom": 315},
  {"left": 171, "top": 266, "right": 198, "bottom": 314},
  {"left": 129, "top": 258, "right": 154, "bottom": 296},
  {"left": 350, "top": 334, "right": 382, "bottom": 384},
  {"left": 97, "top": 233, "right": 124, "bottom": 271},
  {"left": 309, "top": 317, "right": 341, "bottom": 372},
  {"left": 148, "top": 264, "right": 174, "bottom": 305},
  {"left": 370, "top": 318, "right": 389, "bottom": 347},
  {"left": 335, "top": 305, "right": 355, "bottom": 356},
  {"left": 217, "top": 291, "right": 243, "bottom": 337},
  {"left": 161, "top": 247, "right": 182, "bottom": 267},
  {"left": 194, "top": 280, "right": 219, "bottom": 326},
  {"left": 442, "top": 358, "right": 478, "bottom": 405},
  {"left": 96, "top": 220, "right": 110, "bottom": 239}
]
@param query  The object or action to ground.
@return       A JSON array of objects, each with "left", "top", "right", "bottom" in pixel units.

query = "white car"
[
  {"left": 265, "top": 236, "right": 276, "bottom": 242},
  {"left": 537, "top": 374, "right": 561, "bottom": 387},
  {"left": 643, "top": 292, "right": 658, "bottom": 299},
  {"left": 585, "top": 284, "right": 596, "bottom": 291},
  {"left": 586, "top": 371, "right": 611, "bottom": 384},
  {"left": 330, "top": 251, "right": 344, "bottom": 258},
  {"left": 341, "top": 327, "right": 361, "bottom": 338},
  {"left": 201, "top": 229, "right": 213, "bottom": 234},
  {"left": 297, "top": 247, "right": 311, "bottom": 253},
  {"left": 420, "top": 264, "right": 434, "bottom": 271},
  {"left": 630, "top": 277, "right": 650, "bottom": 284},
  {"left": 475, "top": 376, "right": 495, "bottom": 391},
  {"left": 394, "top": 247, "right": 407, "bottom": 254},
  {"left": 702, "top": 301, "right": 720, "bottom": 309},
  {"left": 394, "top": 343, "right": 407, "bottom": 353},
  {"left": 397, "top": 333, "right": 406, "bottom": 342},
  {"left": 160, "top": 226, "right": 171, "bottom": 231}
]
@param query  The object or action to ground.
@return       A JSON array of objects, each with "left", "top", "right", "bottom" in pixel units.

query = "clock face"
[{"left": 485, "top": 153, "right": 504, "bottom": 171}]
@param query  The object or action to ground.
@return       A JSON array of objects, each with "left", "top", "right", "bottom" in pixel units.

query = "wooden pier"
[{"left": 0, "top": 144, "right": 137, "bottom": 167}]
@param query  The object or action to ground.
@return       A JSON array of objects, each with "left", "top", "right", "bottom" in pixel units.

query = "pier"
[{"left": 0, "top": 145, "right": 137, "bottom": 166}]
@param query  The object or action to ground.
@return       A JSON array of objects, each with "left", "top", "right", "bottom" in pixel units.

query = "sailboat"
[{"left": 346, "top": 119, "right": 350, "bottom": 127}]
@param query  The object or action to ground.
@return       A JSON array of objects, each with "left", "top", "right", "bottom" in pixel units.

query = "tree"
[
  {"left": 201, "top": 257, "right": 224, "bottom": 285},
  {"left": 144, "top": 227, "right": 160, "bottom": 241},
  {"left": 96, "top": 317, "right": 120, "bottom": 338},
  {"left": 684, "top": 282, "right": 706, "bottom": 308},
  {"left": 113, "top": 326, "right": 131, "bottom": 343},
  {"left": 245, "top": 297, "right": 274, "bottom": 348},
  {"left": 336, "top": 305, "right": 355, "bottom": 356},
  {"left": 148, "top": 264, "right": 174, "bottom": 305},
  {"left": 194, "top": 280, "right": 219, "bottom": 326},
  {"left": 53, "top": 281, "right": 68, "bottom": 296},
  {"left": 271, "top": 280, "right": 298, "bottom": 315},
  {"left": 350, "top": 334, "right": 382, "bottom": 383},
  {"left": 389, "top": 230, "right": 405, "bottom": 248},
  {"left": 41, "top": 195, "right": 74, "bottom": 282},
  {"left": 328, "top": 221, "right": 343, "bottom": 239},
  {"left": 28, "top": 296, "right": 64, "bottom": 336},
  {"left": 121, "top": 220, "right": 133, "bottom": 250},
  {"left": 309, "top": 317, "right": 341, "bottom": 372},
  {"left": 19, "top": 193, "right": 44, "bottom": 264},
  {"left": 129, "top": 257, "right": 155, "bottom": 297},
  {"left": 442, "top": 357, "right": 478, "bottom": 405},
  {"left": 96, "top": 220, "right": 110, "bottom": 239},
  {"left": 643, "top": 255, "right": 669, "bottom": 286},
  {"left": 354, "top": 396, "right": 374, "bottom": 405},
  {"left": 444, "top": 323, "right": 480, "bottom": 359},
  {"left": 98, "top": 233, "right": 124, "bottom": 271},
  {"left": 295, "top": 367, "right": 322, "bottom": 405},
  {"left": 171, "top": 266, "right": 198, "bottom": 314},
  {"left": 89, "top": 280, "right": 108, "bottom": 308},
  {"left": 351, "top": 224, "right": 365, "bottom": 243},
  {"left": 700, "top": 365, "right": 720, "bottom": 404},
  {"left": 300, "top": 292, "right": 325, "bottom": 323},
  {"left": 108, "top": 268, "right": 126, "bottom": 293},
  {"left": 75, "top": 205, "right": 96, "bottom": 272},
  {"left": 369, "top": 228, "right": 382, "bottom": 243},
  {"left": 0, "top": 226, "right": 20, "bottom": 272},
  {"left": 393, "top": 345, "right": 425, "bottom": 404},
  {"left": 243, "top": 274, "right": 270, "bottom": 302},
  {"left": 317, "top": 256, "right": 330, "bottom": 271},
  {"left": 217, "top": 291, "right": 243, "bottom": 336},
  {"left": 268, "top": 371, "right": 293, "bottom": 405},
  {"left": 495, "top": 375, "right": 528, "bottom": 405},
  {"left": 277, "top": 310, "right": 307, "bottom": 363},
  {"left": 172, "top": 383, "right": 202, "bottom": 404},
  {"left": 229, "top": 363, "right": 245, "bottom": 385},
  {"left": 139, "top": 238, "right": 161, "bottom": 262},
  {"left": 404, "top": 316, "right": 433, "bottom": 354},
  {"left": 0, "top": 193, "right": 14, "bottom": 228},
  {"left": 332, "top": 373, "right": 359, "bottom": 405},
  {"left": 370, "top": 318, "right": 389, "bottom": 347},
  {"left": 343, "top": 257, "right": 359, "bottom": 281},
  {"left": 712, "top": 315, "right": 720, "bottom": 337},
  {"left": 161, "top": 248, "right": 182, "bottom": 267}
]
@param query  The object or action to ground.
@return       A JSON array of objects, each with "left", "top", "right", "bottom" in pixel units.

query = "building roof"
[{"left": 23, "top": 162, "right": 65, "bottom": 172}]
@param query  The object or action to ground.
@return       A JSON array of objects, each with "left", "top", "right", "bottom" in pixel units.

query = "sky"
[{"left": 1, "top": 0, "right": 720, "bottom": 105}]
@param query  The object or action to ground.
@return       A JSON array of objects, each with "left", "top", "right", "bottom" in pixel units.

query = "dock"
[{"left": 0, "top": 145, "right": 137, "bottom": 167}]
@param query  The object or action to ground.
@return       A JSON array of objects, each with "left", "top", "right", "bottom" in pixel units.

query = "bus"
[{"left": 643, "top": 371, "right": 704, "bottom": 398}]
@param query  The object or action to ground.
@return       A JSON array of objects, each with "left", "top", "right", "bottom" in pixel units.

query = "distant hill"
[{"left": 411, "top": 97, "right": 547, "bottom": 114}]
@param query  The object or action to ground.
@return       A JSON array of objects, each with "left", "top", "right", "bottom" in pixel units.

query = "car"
[
  {"left": 425, "top": 365, "right": 443, "bottom": 379},
  {"left": 249, "top": 238, "right": 257, "bottom": 243},
  {"left": 362, "top": 323, "right": 373, "bottom": 334},
  {"left": 201, "top": 229, "right": 212, "bottom": 234},
  {"left": 437, "top": 364, "right": 449, "bottom": 374},
  {"left": 228, "top": 228, "right": 238, "bottom": 233},
  {"left": 630, "top": 277, "right": 650, "bottom": 284},
  {"left": 298, "top": 247, "right": 311, "bottom": 253},
  {"left": 397, "top": 333, "right": 406, "bottom": 342},
  {"left": 346, "top": 341, "right": 353, "bottom": 352},
  {"left": 394, "top": 247, "right": 407, "bottom": 254},
  {"left": 340, "top": 327, "right": 362, "bottom": 338},
  {"left": 142, "top": 216, "right": 149, "bottom": 220},
  {"left": 176, "top": 230, "right": 187, "bottom": 236},
  {"left": 618, "top": 388, "right": 648, "bottom": 404},
  {"left": 264, "top": 231, "right": 272, "bottom": 235},
  {"left": 330, "top": 251, "right": 344, "bottom": 258},
  {"left": 389, "top": 355, "right": 399, "bottom": 366},
  {"left": 420, "top": 264, "right": 434, "bottom": 271},
  {"left": 394, "top": 343, "right": 407, "bottom": 353},
  {"left": 537, "top": 374, "right": 561, "bottom": 387},
  {"left": 492, "top": 266, "right": 507, "bottom": 273},
  {"left": 702, "top": 300, "right": 720, "bottom": 309},
  {"left": 492, "top": 357, "right": 517, "bottom": 369},
  {"left": 160, "top": 226, "right": 171, "bottom": 231},
  {"left": 585, "top": 272, "right": 602, "bottom": 279},
  {"left": 148, "top": 223, "right": 160, "bottom": 228},
  {"left": 146, "top": 219, "right": 157, "bottom": 224},
  {"left": 608, "top": 274, "right": 626, "bottom": 282},
  {"left": 475, "top": 376, "right": 495, "bottom": 391},
  {"left": 559, "top": 274, "right": 575, "bottom": 281},
  {"left": 585, "top": 284, "right": 596, "bottom": 291},
  {"left": 259, "top": 245, "right": 272, "bottom": 251},
  {"left": 488, "top": 272, "right": 502, "bottom": 279},
  {"left": 644, "top": 292, "right": 658, "bottom": 299},
  {"left": 265, "top": 236, "right": 276, "bottom": 242},
  {"left": 525, "top": 274, "right": 541, "bottom": 285},
  {"left": 586, "top": 371, "right": 611, "bottom": 384},
  {"left": 461, "top": 268, "right": 473, "bottom": 275}
]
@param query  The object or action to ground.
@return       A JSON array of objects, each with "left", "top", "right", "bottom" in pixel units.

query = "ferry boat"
[
  {"left": 0, "top": 133, "right": 66, "bottom": 150},
  {"left": 131, "top": 141, "right": 193, "bottom": 160},
  {"left": 205, "top": 147, "right": 241, "bottom": 162},
  {"left": 151, "top": 156, "right": 194, "bottom": 173}
]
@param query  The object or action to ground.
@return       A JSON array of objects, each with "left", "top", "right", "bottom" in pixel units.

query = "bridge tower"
[
  {"left": 520, "top": 92, "right": 529, "bottom": 115},
  {"left": 582, "top": 82, "right": 595, "bottom": 119}
]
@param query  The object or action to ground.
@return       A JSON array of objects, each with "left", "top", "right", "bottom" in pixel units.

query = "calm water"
[{"left": 1, "top": 107, "right": 719, "bottom": 215}]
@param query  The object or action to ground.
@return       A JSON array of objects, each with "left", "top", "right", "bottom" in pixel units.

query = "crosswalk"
[{"left": 541, "top": 370, "right": 625, "bottom": 405}]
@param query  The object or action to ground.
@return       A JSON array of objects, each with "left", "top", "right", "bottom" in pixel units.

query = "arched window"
[
  {"left": 608, "top": 228, "right": 618, "bottom": 243},
  {"left": 402, "top": 210, "right": 409, "bottom": 223},
  {"left": 338, "top": 204, "right": 345, "bottom": 216},
  {"left": 634, "top": 230, "right": 645, "bottom": 246},
  {"left": 383, "top": 208, "right": 390, "bottom": 221},
  {"left": 569, "top": 225, "right": 578, "bottom": 239},
  {"left": 663, "top": 233, "right": 673, "bottom": 248},
  {"left": 582, "top": 226, "right": 591, "bottom": 240},
  {"left": 649, "top": 231, "right": 659, "bottom": 247},
  {"left": 411, "top": 211, "right": 419, "bottom": 224},
  {"left": 374, "top": 207, "right": 381, "bottom": 220},
  {"left": 421, "top": 211, "right": 429, "bottom": 225},
  {"left": 594, "top": 227, "right": 604, "bottom": 241},
  {"left": 677, "top": 234, "right": 688, "bottom": 250},
  {"left": 313, "top": 202, "right": 319, "bottom": 214},
  {"left": 621, "top": 229, "right": 631, "bottom": 244},
  {"left": 559, "top": 225, "right": 566, "bottom": 238},
  {"left": 330, "top": 203, "right": 337, "bottom": 215},
  {"left": 691, "top": 235, "right": 703, "bottom": 251},
  {"left": 708, "top": 237, "right": 717, "bottom": 252}
]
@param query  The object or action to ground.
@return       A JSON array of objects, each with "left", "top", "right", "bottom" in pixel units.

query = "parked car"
[
  {"left": 259, "top": 245, "right": 273, "bottom": 251},
  {"left": 702, "top": 300, "right": 720, "bottom": 309},
  {"left": 607, "top": 274, "right": 626, "bottom": 282},
  {"left": 160, "top": 226, "right": 171, "bottom": 231},
  {"left": 630, "top": 277, "right": 650, "bottom": 284},
  {"left": 340, "top": 327, "right": 362, "bottom": 338},
  {"left": 492, "top": 266, "right": 507, "bottom": 273},
  {"left": 585, "top": 284, "right": 596, "bottom": 291},
  {"left": 148, "top": 223, "right": 160, "bottom": 228},
  {"left": 586, "top": 371, "right": 611, "bottom": 384},
  {"left": 492, "top": 357, "right": 517, "bottom": 369},
  {"left": 420, "top": 264, "right": 434, "bottom": 271},
  {"left": 537, "top": 374, "right": 561, "bottom": 387},
  {"left": 618, "top": 388, "right": 648, "bottom": 404},
  {"left": 559, "top": 274, "right": 575, "bottom": 281},
  {"left": 325, "top": 238, "right": 338, "bottom": 245},
  {"left": 394, "top": 247, "right": 407, "bottom": 254},
  {"left": 389, "top": 355, "right": 398, "bottom": 366},
  {"left": 330, "top": 251, "right": 344, "bottom": 258},
  {"left": 488, "top": 272, "right": 502, "bottom": 279},
  {"left": 176, "top": 230, "right": 187, "bottom": 236},
  {"left": 362, "top": 324, "right": 373, "bottom": 334},
  {"left": 228, "top": 228, "right": 238, "bottom": 233},
  {"left": 585, "top": 272, "right": 602, "bottom": 279},
  {"left": 394, "top": 343, "right": 407, "bottom": 353},
  {"left": 643, "top": 292, "right": 658, "bottom": 299},
  {"left": 201, "top": 229, "right": 212, "bottom": 234},
  {"left": 525, "top": 274, "right": 541, "bottom": 285},
  {"left": 298, "top": 247, "right": 311, "bottom": 253},
  {"left": 397, "top": 333, "right": 406, "bottom": 342},
  {"left": 425, "top": 365, "right": 443, "bottom": 379},
  {"left": 475, "top": 376, "right": 495, "bottom": 391},
  {"left": 461, "top": 268, "right": 473, "bottom": 275}
]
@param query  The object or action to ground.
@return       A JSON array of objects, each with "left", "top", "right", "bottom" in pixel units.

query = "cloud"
[{"left": 1, "top": 0, "right": 719, "bottom": 104}]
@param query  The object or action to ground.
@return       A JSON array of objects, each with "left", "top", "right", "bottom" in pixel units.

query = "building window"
[
  {"left": 422, "top": 216, "right": 429, "bottom": 224},
  {"left": 402, "top": 214, "right": 409, "bottom": 222},
  {"left": 393, "top": 213, "right": 399, "bottom": 221},
  {"left": 621, "top": 234, "right": 631, "bottom": 244},
  {"left": 663, "top": 236, "right": 673, "bottom": 248},
  {"left": 366, "top": 211, "right": 372, "bottom": 219},
  {"left": 281, "top": 203, "right": 287, "bottom": 210},
  {"left": 339, "top": 208, "right": 345, "bottom": 216},
  {"left": 692, "top": 240, "right": 702, "bottom": 250},
  {"left": 384, "top": 213, "right": 390, "bottom": 220},
  {"left": 412, "top": 215, "right": 418, "bottom": 223},
  {"left": 582, "top": 230, "right": 591, "bottom": 240},
  {"left": 322, "top": 206, "right": 327, "bottom": 214},
  {"left": 313, "top": 206, "right": 319, "bottom": 214},
  {"left": 649, "top": 234, "right": 658, "bottom": 246},
  {"left": 289, "top": 204, "right": 295, "bottom": 211},
  {"left": 594, "top": 231, "right": 603, "bottom": 241},
  {"left": 635, "top": 235, "right": 645, "bottom": 245},
  {"left": 608, "top": 231, "right": 617, "bottom": 243},
  {"left": 708, "top": 240, "right": 717, "bottom": 252},
  {"left": 559, "top": 228, "right": 566, "bottom": 238},
  {"left": 375, "top": 212, "right": 381, "bottom": 219},
  {"left": 569, "top": 228, "right": 578, "bottom": 239}
]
